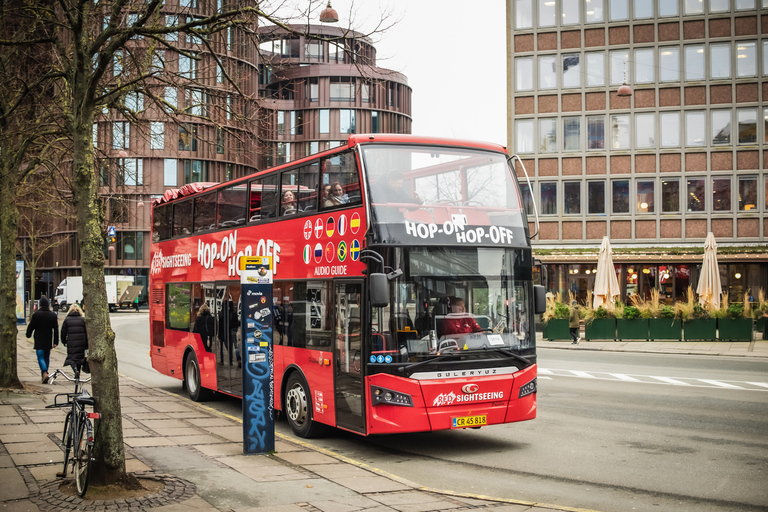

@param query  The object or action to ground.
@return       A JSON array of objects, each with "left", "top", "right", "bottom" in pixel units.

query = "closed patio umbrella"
[
  {"left": 593, "top": 236, "right": 621, "bottom": 310},
  {"left": 696, "top": 232, "right": 722, "bottom": 309}
]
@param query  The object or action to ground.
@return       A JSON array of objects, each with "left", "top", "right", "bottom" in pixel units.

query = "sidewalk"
[{"left": 2, "top": 334, "right": 589, "bottom": 512}]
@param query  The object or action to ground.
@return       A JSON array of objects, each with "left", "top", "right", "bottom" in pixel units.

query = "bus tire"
[
  {"left": 285, "top": 373, "right": 321, "bottom": 438},
  {"left": 184, "top": 351, "right": 213, "bottom": 402}
]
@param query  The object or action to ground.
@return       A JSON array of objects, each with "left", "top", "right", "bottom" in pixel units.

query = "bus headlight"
[
  {"left": 518, "top": 378, "right": 537, "bottom": 398},
  {"left": 371, "top": 386, "right": 413, "bottom": 407}
]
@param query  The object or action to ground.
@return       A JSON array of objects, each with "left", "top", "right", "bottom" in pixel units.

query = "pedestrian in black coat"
[
  {"left": 61, "top": 304, "right": 89, "bottom": 373},
  {"left": 26, "top": 297, "right": 59, "bottom": 383},
  {"left": 193, "top": 303, "right": 214, "bottom": 352}
]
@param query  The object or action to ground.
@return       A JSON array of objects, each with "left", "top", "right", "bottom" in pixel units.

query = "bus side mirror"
[
  {"left": 533, "top": 285, "right": 546, "bottom": 315},
  {"left": 370, "top": 273, "right": 389, "bottom": 307}
]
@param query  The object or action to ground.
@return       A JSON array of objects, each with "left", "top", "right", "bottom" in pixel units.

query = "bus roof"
[{"left": 152, "top": 134, "right": 509, "bottom": 207}]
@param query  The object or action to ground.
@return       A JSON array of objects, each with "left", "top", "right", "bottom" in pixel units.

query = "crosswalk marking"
[{"left": 538, "top": 368, "right": 768, "bottom": 391}]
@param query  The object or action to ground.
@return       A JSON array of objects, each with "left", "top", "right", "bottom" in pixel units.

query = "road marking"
[
  {"left": 651, "top": 376, "right": 692, "bottom": 386},
  {"left": 538, "top": 368, "right": 553, "bottom": 375},
  {"left": 571, "top": 371, "right": 596, "bottom": 379},
  {"left": 747, "top": 382, "right": 768, "bottom": 388},
  {"left": 610, "top": 373, "right": 641, "bottom": 382},
  {"left": 698, "top": 379, "right": 744, "bottom": 389}
]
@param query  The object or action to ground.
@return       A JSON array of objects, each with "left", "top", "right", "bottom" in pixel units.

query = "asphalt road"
[{"left": 112, "top": 313, "right": 768, "bottom": 512}]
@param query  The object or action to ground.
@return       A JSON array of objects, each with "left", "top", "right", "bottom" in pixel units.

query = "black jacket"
[
  {"left": 61, "top": 311, "right": 88, "bottom": 367},
  {"left": 193, "top": 311, "right": 214, "bottom": 350},
  {"left": 26, "top": 304, "right": 59, "bottom": 350}
]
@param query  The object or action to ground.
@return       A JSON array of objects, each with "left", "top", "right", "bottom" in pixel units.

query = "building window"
[
  {"left": 538, "top": 55, "right": 557, "bottom": 89},
  {"left": 117, "top": 158, "right": 142, "bottom": 186},
  {"left": 684, "top": 45, "right": 705, "bottom": 81},
  {"left": 684, "top": 0, "right": 703, "bottom": 14},
  {"left": 371, "top": 111, "right": 379, "bottom": 133},
  {"left": 93, "top": 123, "right": 98, "bottom": 148},
  {"left": 516, "top": 119, "right": 534, "bottom": 153},
  {"left": 737, "top": 108, "right": 757, "bottom": 144},
  {"left": 586, "top": 52, "right": 605, "bottom": 86},
  {"left": 520, "top": 183, "right": 534, "bottom": 215},
  {"left": 360, "top": 82, "right": 371, "bottom": 103},
  {"left": 763, "top": 41, "right": 768, "bottom": 77},
  {"left": 661, "top": 179, "right": 680, "bottom": 213},
  {"left": 610, "top": 49, "right": 630, "bottom": 85},
  {"left": 710, "top": 0, "right": 730, "bottom": 11},
  {"left": 713, "top": 177, "right": 731, "bottom": 211},
  {"left": 687, "top": 179, "right": 705, "bottom": 212},
  {"left": 586, "top": 0, "right": 604, "bottom": 22},
  {"left": 710, "top": 43, "right": 731, "bottom": 79},
  {"left": 612, "top": 180, "right": 629, "bottom": 214},
  {"left": 711, "top": 109, "right": 732, "bottom": 146},
  {"left": 125, "top": 91, "right": 143, "bottom": 112},
  {"left": 736, "top": 41, "right": 756, "bottom": 77},
  {"left": 217, "top": 127, "right": 224, "bottom": 154},
  {"left": 658, "top": 0, "right": 678, "bottom": 16},
  {"left": 685, "top": 111, "right": 705, "bottom": 147},
  {"left": 659, "top": 46, "right": 680, "bottom": 82},
  {"left": 516, "top": 57, "right": 533, "bottom": 91},
  {"left": 588, "top": 181, "right": 605, "bottom": 215},
  {"left": 540, "top": 182, "right": 557, "bottom": 215},
  {"left": 164, "top": 159, "right": 177, "bottom": 187},
  {"left": 118, "top": 232, "right": 143, "bottom": 261},
  {"left": 610, "top": 114, "right": 630, "bottom": 150},
  {"left": 319, "top": 109, "right": 329, "bottom": 134},
  {"left": 340, "top": 109, "right": 356, "bottom": 134},
  {"left": 185, "top": 88, "right": 203, "bottom": 116},
  {"left": 739, "top": 177, "right": 757, "bottom": 211},
  {"left": 307, "top": 77, "right": 319, "bottom": 101},
  {"left": 178, "top": 125, "right": 197, "bottom": 151},
  {"left": 587, "top": 115, "right": 605, "bottom": 150},
  {"left": 185, "top": 160, "right": 208, "bottom": 183},
  {"left": 305, "top": 40, "right": 323, "bottom": 61},
  {"left": 515, "top": 0, "right": 532, "bottom": 29},
  {"left": 179, "top": 53, "right": 197, "bottom": 79},
  {"left": 538, "top": 0, "right": 555, "bottom": 27},
  {"left": 561, "top": 0, "right": 579, "bottom": 25},
  {"left": 112, "top": 121, "right": 129, "bottom": 149},
  {"left": 635, "top": 0, "right": 653, "bottom": 18},
  {"left": 764, "top": 108, "right": 768, "bottom": 143},
  {"left": 164, "top": 87, "right": 177, "bottom": 111},
  {"left": 736, "top": 0, "right": 755, "bottom": 9},
  {"left": 634, "top": 48, "right": 654, "bottom": 84},
  {"left": 637, "top": 180, "right": 655, "bottom": 213},
  {"left": 563, "top": 117, "right": 581, "bottom": 151},
  {"left": 609, "top": 0, "right": 628, "bottom": 21},
  {"left": 562, "top": 54, "right": 581, "bottom": 88},
  {"left": 635, "top": 113, "right": 655, "bottom": 149},
  {"left": 290, "top": 110, "right": 304, "bottom": 135},
  {"left": 660, "top": 112, "right": 680, "bottom": 147},
  {"left": 563, "top": 181, "right": 581, "bottom": 214},
  {"left": 539, "top": 118, "right": 557, "bottom": 153},
  {"left": 330, "top": 77, "right": 355, "bottom": 102},
  {"left": 150, "top": 122, "right": 164, "bottom": 150}
]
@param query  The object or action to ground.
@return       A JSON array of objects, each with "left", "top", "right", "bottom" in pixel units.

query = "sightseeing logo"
[{"left": 404, "top": 214, "right": 515, "bottom": 244}]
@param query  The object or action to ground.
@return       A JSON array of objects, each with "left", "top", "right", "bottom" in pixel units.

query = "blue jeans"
[{"left": 36, "top": 349, "right": 51, "bottom": 375}]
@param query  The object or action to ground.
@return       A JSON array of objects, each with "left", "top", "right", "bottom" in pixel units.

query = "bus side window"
[
  {"left": 299, "top": 162, "right": 320, "bottom": 212},
  {"left": 154, "top": 204, "right": 172, "bottom": 241},
  {"left": 280, "top": 170, "right": 298, "bottom": 216},
  {"left": 193, "top": 193, "right": 217, "bottom": 233},
  {"left": 248, "top": 178, "right": 262, "bottom": 222},
  {"left": 217, "top": 183, "right": 247, "bottom": 228},
  {"left": 320, "top": 151, "right": 361, "bottom": 210},
  {"left": 261, "top": 175, "right": 278, "bottom": 219},
  {"left": 173, "top": 200, "right": 193, "bottom": 237}
]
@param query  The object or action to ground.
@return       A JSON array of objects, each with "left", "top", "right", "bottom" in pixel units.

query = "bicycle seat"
[{"left": 75, "top": 390, "right": 95, "bottom": 406}]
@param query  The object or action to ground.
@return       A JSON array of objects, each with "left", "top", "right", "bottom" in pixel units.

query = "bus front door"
[
  {"left": 333, "top": 281, "right": 365, "bottom": 433},
  {"left": 215, "top": 283, "right": 242, "bottom": 396}
]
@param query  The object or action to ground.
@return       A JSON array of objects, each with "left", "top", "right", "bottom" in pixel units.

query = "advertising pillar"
[{"left": 239, "top": 255, "right": 274, "bottom": 454}]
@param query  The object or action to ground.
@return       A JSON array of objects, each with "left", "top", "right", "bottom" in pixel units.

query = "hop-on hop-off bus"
[{"left": 149, "top": 134, "right": 545, "bottom": 437}]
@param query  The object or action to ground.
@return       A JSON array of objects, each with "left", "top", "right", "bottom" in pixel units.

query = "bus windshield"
[
  {"left": 361, "top": 144, "right": 527, "bottom": 247},
  {"left": 369, "top": 246, "right": 535, "bottom": 370}
]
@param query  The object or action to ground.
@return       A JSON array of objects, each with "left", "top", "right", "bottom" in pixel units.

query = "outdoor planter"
[
  {"left": 683, "top": 318, "right": 717, "bottom": 341},
  {"left": 717, "top": 318, "right": 753, "bottom": 342},
  {"left": 585, "top": 318, "right": 616, "bottom": 341},
  {"left": 543, "top": 319, "right": 571, "bottom": 341},
  {"left": 617, "top": 319, "right": 649, "bottom": 341},
  {"left": 756, "top": 318, "right": 767, "bottom": 340},
  {"left": 648, "top": 319, "right": 682, "bottom": 341}
]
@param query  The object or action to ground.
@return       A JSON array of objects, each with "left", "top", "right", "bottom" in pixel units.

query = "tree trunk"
[
  {"left": 0, "top": 162, "right": 22, "bottom": 389},
  {"left": 70, "top": 106, "right": 127, "bottom": 486}
]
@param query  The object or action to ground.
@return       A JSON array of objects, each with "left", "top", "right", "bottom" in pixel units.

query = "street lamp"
[
  {"left": 617, "top": 60, "right": 632, "bottom": 96},
  {"left": 319, "top": 1, "right": 339, "bottom": 23}
]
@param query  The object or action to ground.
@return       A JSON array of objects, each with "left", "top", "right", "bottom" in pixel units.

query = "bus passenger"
[
  {"left": 442, "top": 298, "right": 482, "bottom": 335},
  {"left": 379, "top": 171, "right": 423, "bottom": 205},
  {"left": 281, "top": 190, "right": 299, "bottom": 215},
  {"left": 324, "top": 182, "right": 348, "bottom": 207},
  {"left": 193, "top": 304, "right": 214, "bottom": 352}
]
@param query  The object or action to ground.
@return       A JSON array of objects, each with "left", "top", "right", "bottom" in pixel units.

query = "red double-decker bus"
[{"left": 149, "top": 134, "right": 545, "bottom": 437}]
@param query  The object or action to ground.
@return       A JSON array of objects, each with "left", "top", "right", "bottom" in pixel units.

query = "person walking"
[
  {"left": 61, "top": 303, "right": 89, "bottom": 374},
  {"left": 569, "top": 300, "right": 581, "bottom": 345},
  {"left": 26, "top": 297, "right": 59, "bottom": 383}
]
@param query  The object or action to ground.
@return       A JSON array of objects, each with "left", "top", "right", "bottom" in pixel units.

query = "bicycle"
[{"left": 45, "top": 367, "right": 100, "bottom": 497}]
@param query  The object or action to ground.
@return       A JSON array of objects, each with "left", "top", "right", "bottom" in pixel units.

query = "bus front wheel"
[
  {"left": 185, "top": 352, "right": 213, "bottom": 402},
  {"left": 285, "top": 373, "right": 321, "bottom": 438}
]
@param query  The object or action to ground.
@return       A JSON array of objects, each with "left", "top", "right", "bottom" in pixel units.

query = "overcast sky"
[{"left": 329, "top": 1, "right": 509, "bottom": 146}]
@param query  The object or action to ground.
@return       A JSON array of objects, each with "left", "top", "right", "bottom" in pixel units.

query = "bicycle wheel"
[
  {"left": 59, "top": 411, "right": 73, "bottom": 477},
  {"left": 74, "top": 417, "right": 92, "bottom": 497}
]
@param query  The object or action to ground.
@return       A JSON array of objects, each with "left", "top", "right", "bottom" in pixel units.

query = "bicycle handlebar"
[{"left": 48, "top": 368, "right": 92, "bottom": 385}]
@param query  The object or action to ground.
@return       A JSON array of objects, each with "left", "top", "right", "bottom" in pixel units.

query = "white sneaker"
[{"left": 575, "top": 337, "right": 580, "bottom": 344}]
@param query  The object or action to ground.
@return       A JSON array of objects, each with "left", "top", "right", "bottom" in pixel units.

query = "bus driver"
[{"left": 441, "top": 298, "right": 482, "bottom": 335}]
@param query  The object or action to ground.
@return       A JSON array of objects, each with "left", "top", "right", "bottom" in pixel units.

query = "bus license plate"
[{"left": 452, "top": 415, "right": 487, "bottom": 428}]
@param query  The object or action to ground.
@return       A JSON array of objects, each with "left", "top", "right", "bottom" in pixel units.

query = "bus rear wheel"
[
  {"left": 185, "top": 352, "right": 213, "bottom": 402},
  {"left": 285, "top": 373, "right": 321, "bottom": 438}
]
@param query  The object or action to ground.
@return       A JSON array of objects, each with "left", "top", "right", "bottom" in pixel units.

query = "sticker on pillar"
[{"left": 314, "top": 390, "right": 324, "bottom": 413}]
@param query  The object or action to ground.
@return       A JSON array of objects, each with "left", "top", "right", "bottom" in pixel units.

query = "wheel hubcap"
[
  {"left": 187, "top": 361, "right": 198, "bottom": 394},
  {"left": 286, "top": 384, "right": 307, "bottom": 425}
]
